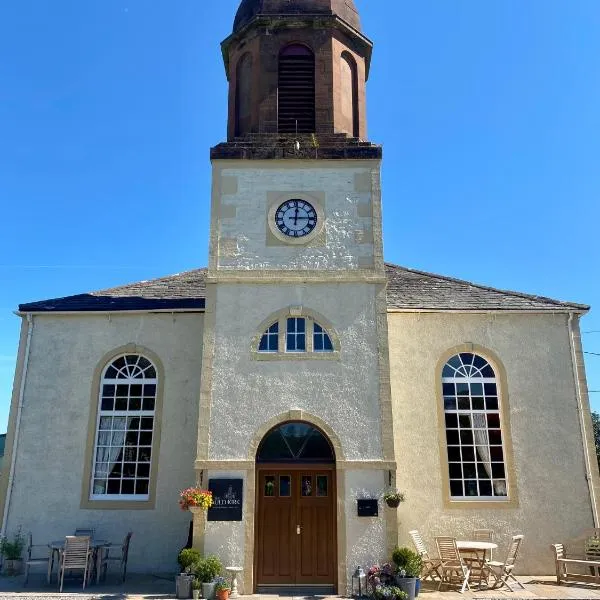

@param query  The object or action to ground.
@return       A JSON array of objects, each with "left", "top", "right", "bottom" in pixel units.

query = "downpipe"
[
  {"left": 568, "top": 312, "right": 599, "bottom": 526},
  {"left": 1, "top": 313, "right": 33, "bottom": 537}
]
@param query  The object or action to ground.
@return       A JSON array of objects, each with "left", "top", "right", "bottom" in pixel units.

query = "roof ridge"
[{"left": 384, "top": 262, "right": 589, "bottom": 310}]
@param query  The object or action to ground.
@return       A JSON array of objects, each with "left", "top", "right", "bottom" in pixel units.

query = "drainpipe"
[
  {"left": 568, "top": 312, "right": 599, "bottom": 526},
  {"left": 1, "top": 313, "right": 33, "bottom": 537}
]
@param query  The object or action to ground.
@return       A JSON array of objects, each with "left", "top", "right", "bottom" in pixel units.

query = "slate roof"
[{"left": 18, "top": 263, "right": 588, "bottom": 313}]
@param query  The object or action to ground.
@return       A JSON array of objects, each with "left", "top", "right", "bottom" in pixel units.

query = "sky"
[{"left": 0, "top": 0, "right": 599, "bottom": 432}]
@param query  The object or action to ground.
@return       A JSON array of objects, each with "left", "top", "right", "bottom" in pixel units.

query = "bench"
[{"left": 552, "top": 543, "right": 600, "bottom": 585}]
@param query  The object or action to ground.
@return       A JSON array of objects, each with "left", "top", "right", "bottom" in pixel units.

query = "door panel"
[{"left": 256, "top": 468, "right": 335, "bottom": 588}]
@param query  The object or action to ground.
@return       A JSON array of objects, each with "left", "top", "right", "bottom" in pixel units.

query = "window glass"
[
  {"left": 286, "top": 318, "right": 306, "bottom": 352},
  {"left": 443, "top": 353, "right": 507, "bottom": 500},
  {"left": 259, "top": 322, "right": 279, "bottom": 352},
  {"left": 313, "top": 323, "right": 333, "bottom": 352},
  {"left": 92, "top": 354, "right": 157, "bottom": 501}
]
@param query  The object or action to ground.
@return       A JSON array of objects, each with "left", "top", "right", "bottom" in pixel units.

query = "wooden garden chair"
[
  {"left": 408, "top": 530, "right": 442, "bottom": 581},
  {"left": 484, "top": 534, "right": 525, "bottom": 591},
  {"left": 474, "top": 529, "right": 495, "bottom": 560},
  {"left": 58, "top": 536, "right": 92, "bottom": 592},
  {"left": 23, "top": 532, "right": 51, "bottom": 586},
  {"left": 100, "top": 531, "right": 133, "bottom": 582},
  {"left": 436, "top": 536, "right": 471, "bottom": 593}
]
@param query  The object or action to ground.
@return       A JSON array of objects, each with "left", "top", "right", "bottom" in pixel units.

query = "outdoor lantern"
[{"left": 352, "top": 566, "right": 367, "bottom": 598}]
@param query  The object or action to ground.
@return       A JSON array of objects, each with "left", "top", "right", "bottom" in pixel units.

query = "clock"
[{"left": 274, "top": 199, "right": 318, "bottom": 238}]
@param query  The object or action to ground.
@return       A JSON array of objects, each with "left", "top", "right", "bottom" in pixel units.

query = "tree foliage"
[{"left": 592, "top": 411, "right": 600, "bottom": 469}]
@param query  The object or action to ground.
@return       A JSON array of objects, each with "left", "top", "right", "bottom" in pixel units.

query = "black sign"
[
  {"left": 357, "top": 499, "right": 379, "bottom": 517},
  {"left": 207, "top": 479, "right": 243, "bottom": 522}
]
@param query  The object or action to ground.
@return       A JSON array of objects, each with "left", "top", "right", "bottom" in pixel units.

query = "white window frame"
[
  {"left": 90, "top": 354, "right": 157, "bottom": 502},
  {"left": 442, "top": 353, "right": 508, "bottom": 502},
  {"left": 253, "top": 310, "right": 339, "bottom": 361}
]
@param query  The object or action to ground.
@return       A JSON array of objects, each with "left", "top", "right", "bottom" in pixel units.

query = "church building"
[{"left": 1, "top": 0, "right": 598, "bottom": 593}]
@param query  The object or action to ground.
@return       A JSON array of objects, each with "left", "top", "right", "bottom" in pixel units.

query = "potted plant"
[
  {"left": 0, "top": 528, "right": 25, "bottom": 576},
  {"left": 192, "top": 577, "right": 202, "bottom": 600},
  {"left": 383, "top": 490, "right": 405, "bottom": 508},
  {"left": 194, "top": 554, "right": 223, "bottom": 600},
  {"left": 176, "top": 548, "right": 201, "bottom": 599},
  {"left": 214, "top": 576, "right": 231, "bottom": 600},
  {"left": 392, "top": 547, "right": 422, "bottom": 600},
  {"left": 179, "top": 487, "right": 214, "bottom": 512},
  {"left": 372, "top": 584, "right": 408, "bottom": 600}
]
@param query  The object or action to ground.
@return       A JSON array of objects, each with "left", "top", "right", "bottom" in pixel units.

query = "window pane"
[
  {"left": 316, "top": 475, "right": 328, "bottom": 497},
  {"left": 265, "top": 476, "right": 275, "bottom": 497},
  {"left": 302, "top": 476, "right": 313, "bottom": 497},
  {"left": 280, "top": 476, "right": 291, "bottom": 497}
]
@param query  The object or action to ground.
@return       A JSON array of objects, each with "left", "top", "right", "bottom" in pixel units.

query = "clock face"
[{"left": 275, "top": 199, "right": 318, "bottom": 238}]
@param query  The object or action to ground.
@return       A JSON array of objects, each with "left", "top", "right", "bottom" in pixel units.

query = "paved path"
[{"left": 2, "top": 575, "right": 600, "bottom": 599}]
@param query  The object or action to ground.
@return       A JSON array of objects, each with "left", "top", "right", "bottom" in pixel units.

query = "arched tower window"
[
  {"left": 341, "top": 52, "right": 359, "bottom": 137},
  {"left": 278, "top": 44, "right": 315, "bottom": 133},
  {"left": 235, "top": 52, "right": 253, "bottom": 137},
  {"left": 442, "top": 353, "right": 508, "bottom": 500},
  {"left": 91, "top": 354, "right": 157, "bottom": 500}
]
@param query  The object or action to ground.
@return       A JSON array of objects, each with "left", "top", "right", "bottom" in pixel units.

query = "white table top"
[{"left": 456, "top": 540, "right": 498, "bottom": 551}]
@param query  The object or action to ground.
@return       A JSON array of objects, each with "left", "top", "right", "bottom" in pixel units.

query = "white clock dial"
[{"left": 275, "top": 199, "right": 318, "bottom": 238}]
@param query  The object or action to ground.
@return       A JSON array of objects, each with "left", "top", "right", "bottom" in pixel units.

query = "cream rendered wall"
[
  {"left": 215, "top": 162, "right": 378, "bottom": 271},
  {"left": 208, "top": 283, "right": 382, "bottom": 460},
  {"left": 388, "top": 311, "right": 594, "bottom": 574},
  {"left": 4, "top": 312, "right": 203, "bottom": 572}
]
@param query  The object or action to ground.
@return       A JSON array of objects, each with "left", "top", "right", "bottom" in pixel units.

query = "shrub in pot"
[
  {"left": 383, "top": 490, "right": 405, "bottom": 509},
  {"left": 176, "top": 548, "right": 201, "bottom": 599},
  {"left": 194, "top": 555, "right": 223, "bottom": 600},
  {"left": 192, "top": 577, "right": 202, "bottom": 600},
  {"left": 392, "top": 547, "right": 423, "bottom": 600},
  {"left": 0, "top": 529, "right": 25, "bottom": 576}
]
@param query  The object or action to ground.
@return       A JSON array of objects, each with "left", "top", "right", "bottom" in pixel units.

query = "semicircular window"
[{"left": 257, "top": 423, "right": 335, "bottom": 463}]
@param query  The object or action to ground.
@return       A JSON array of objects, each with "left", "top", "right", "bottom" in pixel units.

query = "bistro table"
[
  {"left": 456, "top": 541, "right": 498, "bottom": 588},
  {"left": 48, "top": 539, "right": 110, "bottom": 585}
]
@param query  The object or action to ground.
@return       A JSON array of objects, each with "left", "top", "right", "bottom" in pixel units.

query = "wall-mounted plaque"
[
  {"left": 207, "top": 479, "right": 243, "bottom": 522},
  {"left": 357, "top": 499, "right": 378, "bottom": 517}
]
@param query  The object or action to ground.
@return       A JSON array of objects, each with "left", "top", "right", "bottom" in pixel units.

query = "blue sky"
[{"left": 0, "top": 0, "right": 599, "bottom": 431}]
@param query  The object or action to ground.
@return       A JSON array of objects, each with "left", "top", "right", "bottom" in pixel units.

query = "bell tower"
[
  {"left": 196, "top": 2, "right": 396, "bottom": 595},
  {"left": 221, "top": 0, "right": 373, "bottom": 139}
]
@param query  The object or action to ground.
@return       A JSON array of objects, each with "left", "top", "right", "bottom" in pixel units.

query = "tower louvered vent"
[{"left": 278, "top": 45, "right": 316, "bottom": 133}]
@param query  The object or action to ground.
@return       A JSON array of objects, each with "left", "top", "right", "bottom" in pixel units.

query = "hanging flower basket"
[
  {"left": 179, "top": 487, "right": 213, "bottom": 511},
  {"left": 383, "top": 490, "right": 405, "bottom": 509}
]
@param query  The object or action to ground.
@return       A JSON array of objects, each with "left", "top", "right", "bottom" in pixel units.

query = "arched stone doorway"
[{"left": 254, "top": 422, "right": 337, "bottom": 591}]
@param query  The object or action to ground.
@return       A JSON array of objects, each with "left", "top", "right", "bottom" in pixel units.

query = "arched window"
[
  {"left": 442, "top": 353, "right": 508, "bottom": 500},
  {"left": 340, "top": 52, "right": 359, "bottom": 137},
  {"left": 278, "top": 44, "right": 315, "bottom": 133},
  {"left": 91, "top": 354, "right": 157, "bottom": 500},
  {"left": 257, "top": 423, "right": 335, "bottom": 463},
  {"left": 235, "top": 52, "right": 253, "bottom": 136},
  {"left": 256, "top": 312, "right": 336, "bottom": 357}
]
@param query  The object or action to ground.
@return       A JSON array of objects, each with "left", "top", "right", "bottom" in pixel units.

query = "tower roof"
[{"left": 233, "top": 0, "right": 362, "bottom": 34}]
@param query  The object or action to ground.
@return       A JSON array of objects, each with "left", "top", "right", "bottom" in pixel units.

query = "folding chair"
[
  {"left": 436, "top": 536, "right": 471, "bottom": 593},
  {"left": 23, "top": 532, "right": 51, "bottom": 586},
  {"left": 408, "top": 530, "right": 442, "bottom": 581},
  {"left": 474, "top": 529, "right": 495, "bottom": 560},
  {"left": 58, "top": 536, "right": 92, "bottom": 592},
  {"left": 484, "top": 534, "right": 525, "bottom": 591},
  {"left": 100, "top": 531, "right": 133, "bottom": 582}
]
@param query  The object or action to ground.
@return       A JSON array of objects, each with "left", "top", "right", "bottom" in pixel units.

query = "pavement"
[{"left": 2, "top": 574, "right": 600, "bottom": 600}]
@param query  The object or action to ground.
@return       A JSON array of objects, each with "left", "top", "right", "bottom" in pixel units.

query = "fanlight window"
[
  {"left": 257, "top": 423, "right": 335, "bottom": 463},
  {"left": 258, "top": 317, "right": 334, "bottom": 355},
  {"left": 91, "top": 354, "right": 157, "bottom": 501},
  {"left": 442, "top": 353, "right": 508, "bottom": 500}
]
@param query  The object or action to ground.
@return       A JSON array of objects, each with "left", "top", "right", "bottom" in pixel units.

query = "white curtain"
[
  {"left": 95, "top": 417, "right": 129, "bottom": 480},
  {"left": 473, "top": 413, "right": 505, "bottom": 495}
]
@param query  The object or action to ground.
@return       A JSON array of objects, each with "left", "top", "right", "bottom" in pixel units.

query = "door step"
[{"left": 256, "top": 585, "right": 336, "bottom": 596}]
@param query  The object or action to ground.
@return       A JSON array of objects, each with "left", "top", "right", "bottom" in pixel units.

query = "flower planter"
[
  {"left": 3, "top": 559, "right": 23, "bottom": 576},
  {"left": 193, "top": 590, "right": 200, "bottom": 600},
  {"left": 395, "top": 576, "right": 416, "bottom": 600},
  {"left": 176, "top": 574, "right": 194, "bottom": 599},
  {"left": 385, "top": 497, "right": 402, "bottom": 508},
  {"left": 202, "top": 581, "right": 217, "bottom": 600},
  {"left": 216, "top": 590, "right": 230, "bottom": 600}
]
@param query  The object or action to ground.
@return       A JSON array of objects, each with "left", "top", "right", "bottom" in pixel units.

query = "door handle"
[{"left": 296, "top": 525, "right": 301, "bottom": 535}]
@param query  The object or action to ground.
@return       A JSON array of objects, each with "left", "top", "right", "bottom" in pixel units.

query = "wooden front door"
[{"left": 256, "top": 467, "right": 336, "bottom": 588}]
